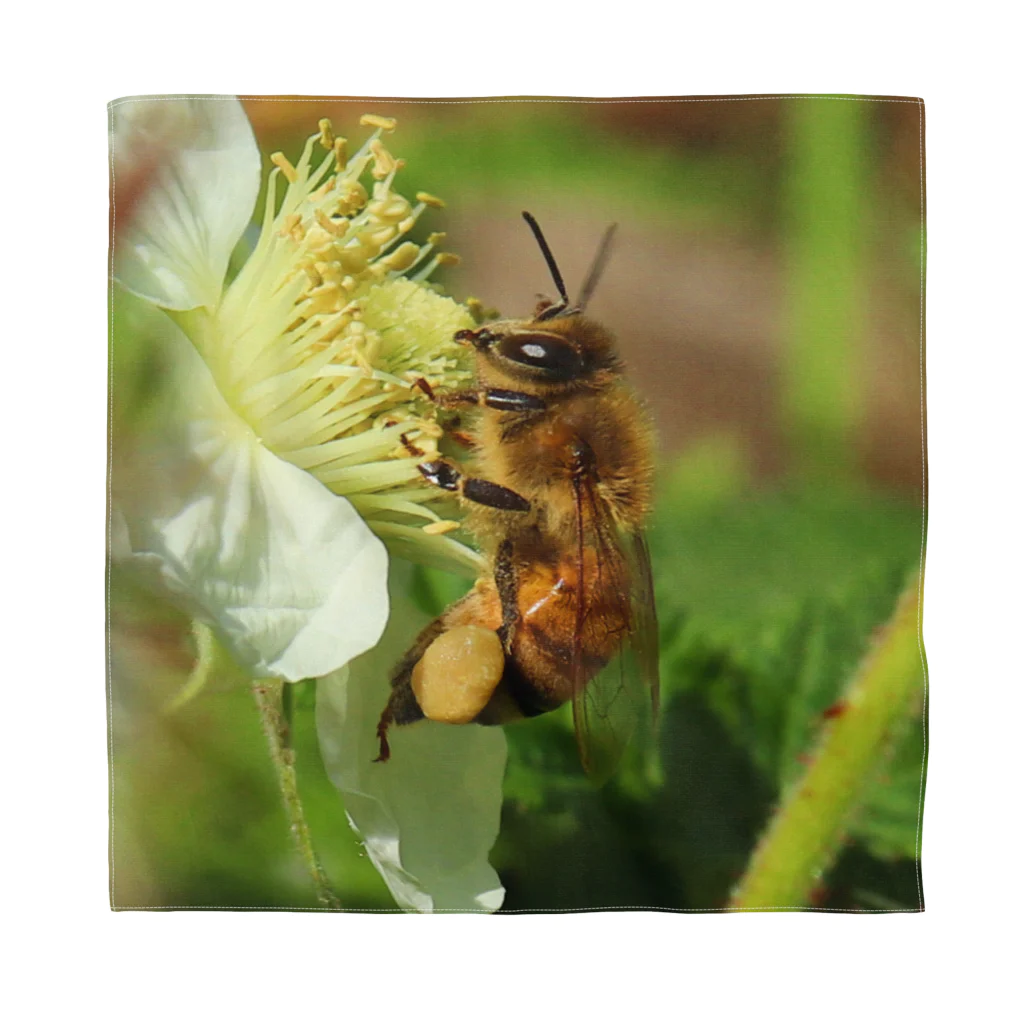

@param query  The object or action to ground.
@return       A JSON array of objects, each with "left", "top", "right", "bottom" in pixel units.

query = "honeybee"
[{"left": 375, "top": 212, "right": 659, "bottom": 780}]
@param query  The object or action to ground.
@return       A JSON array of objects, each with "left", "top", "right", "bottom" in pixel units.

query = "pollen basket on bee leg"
[{"left": 410, "top": 626, "right": 505, "bottom": 724}]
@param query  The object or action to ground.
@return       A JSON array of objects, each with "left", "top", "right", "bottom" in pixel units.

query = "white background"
[{"left": 3, "top": 1, "right": 1019, "bottom": 1020}]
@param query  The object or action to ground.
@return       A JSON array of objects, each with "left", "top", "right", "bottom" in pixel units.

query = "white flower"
[
  {"left": 317, "top": 567, "right": 507, "bottom": 913},
  {"left": 111, "top": 96, "right": 506, "bottom": 912},
  {"left": 112, "top": 96, "right": 481, "bottom": 680}
]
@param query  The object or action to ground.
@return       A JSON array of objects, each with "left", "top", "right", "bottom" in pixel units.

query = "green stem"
[
  {"left": 730, "top": 578, "right": 925, "bottom": 910},
  {"left": 252, "top": 680, "right": 341, "bottom": 910}
]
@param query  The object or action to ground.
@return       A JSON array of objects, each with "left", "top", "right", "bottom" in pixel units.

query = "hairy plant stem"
[
  {"left": 252, "top": 680, "right": 341, "bottom": 910},
  {"left": 730, "top": 577, "right": 926, "bottom": 910}
]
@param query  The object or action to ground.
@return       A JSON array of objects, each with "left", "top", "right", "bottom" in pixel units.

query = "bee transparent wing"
[{"left": 570, "top": 478, "right": 660, "bottom": 784}]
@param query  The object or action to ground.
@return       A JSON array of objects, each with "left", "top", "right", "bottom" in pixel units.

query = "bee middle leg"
[{"left": 418, "top": 459, "right": 530, "bottom": 513}]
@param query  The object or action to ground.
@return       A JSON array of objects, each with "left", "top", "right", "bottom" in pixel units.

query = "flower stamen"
[{"left": 183, "top": 114, "right": 481, "bottom": 574}]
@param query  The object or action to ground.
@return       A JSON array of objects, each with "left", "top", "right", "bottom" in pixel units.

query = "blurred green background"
[{"left": 109, "top": 96, "right": 925, "bottom": 911}]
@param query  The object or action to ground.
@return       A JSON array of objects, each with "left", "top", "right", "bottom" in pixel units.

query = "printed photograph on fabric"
[{"left": 108, "top": 94, "right": 927, "bottom": 913}]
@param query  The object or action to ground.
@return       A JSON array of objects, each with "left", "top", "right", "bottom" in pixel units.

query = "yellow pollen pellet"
[
  {"left": 416, "top": 191, "right": 445, "bottom": 209},
  {"left": 318, "top": 119, "right": 334, "bottom": 149},
  {"left": 422, "top": 520, "right": 461, "bottom": 536},
  {"left": 271, "top": 152, "right": 298, "bottom": 183},
  {"left": 411, "top": 626, "right": 505, "bottom": 724},
  {"left": 360, "top": 113, "right": 397, "bottom": 131}
]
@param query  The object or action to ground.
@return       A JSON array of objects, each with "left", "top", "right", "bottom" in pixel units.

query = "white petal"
[
  {"left": 316, "top": 574, "right": 507, "bottom": 913},
  {"left": 112, "top": 96, "right": 260, "bottom": 311},
  {"left": 120, "top": 331, "right": 389, "bottom": 681}
]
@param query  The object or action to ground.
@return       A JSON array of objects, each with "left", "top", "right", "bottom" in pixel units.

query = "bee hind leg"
[
  {"left": 373, "top": 683, "right": 424, "bottom": 763},
  {"left": 373, "top": 618, "right": 443, "bottom": 763}
]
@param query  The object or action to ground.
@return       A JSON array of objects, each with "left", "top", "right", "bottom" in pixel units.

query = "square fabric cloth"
[{"left": 108, "top": 94, "right": 927, "bottom": 914}]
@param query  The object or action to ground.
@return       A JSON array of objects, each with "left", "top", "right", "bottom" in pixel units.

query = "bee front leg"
[
  {"left": 418, "top": 459, "right": 531, "bottom": 513},
  {"left": 413, "top": 378, "right": 546, "bottom": 414}
]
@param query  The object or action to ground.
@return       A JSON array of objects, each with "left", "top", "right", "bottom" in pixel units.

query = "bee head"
[{"left": 452, "top": 213, "right": 620, "bottom": 386}]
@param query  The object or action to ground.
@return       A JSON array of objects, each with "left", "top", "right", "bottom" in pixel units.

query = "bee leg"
[
  {"left": 374, "top": 618, "right": 446, "bottom": 763},
  {"left": 413, "top": 378, "right": 546, "bottom": 414},
  {"left": 399, "top": 431, "right": 426, "bottom": 457},
  {"left": 374, "top": 667, "right": 425, "bottom": 765},
  {"left": 418, "top": 459, "right": 530, "bottom": 512},
  {"left": 374, "top": 684, "right": 426, "bottom": 763},
  {"left": 494, "top": 539, "right": 520, "bottom": 653},
  {"left": 373, "top": 705, "right": 394, "bottom": 763}
]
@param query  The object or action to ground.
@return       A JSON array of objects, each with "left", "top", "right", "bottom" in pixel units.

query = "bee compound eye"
[{"left": 498, "top": 334, "right": 583, "bottom": 379}]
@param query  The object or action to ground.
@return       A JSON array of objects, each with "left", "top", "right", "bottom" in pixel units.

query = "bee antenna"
[
  {"left": 577, "top": 223, "right": 617, "bottom": 311},
  {"left": 521, "top": 211, "right": 570, "bottom": 308}
]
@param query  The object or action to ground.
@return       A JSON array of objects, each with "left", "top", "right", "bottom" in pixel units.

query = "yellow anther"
[
  {"left": 368, "top": 196, "right": 412, "bottom": 224},
  {"left": 315, "top": 209, "right": 346, "bottom": 237},
  {"left": 271, "top": 152, "right": 298, "bottom": 183},
  {"left": 316, "top": 314, "right": 352, "bottom": 346},
  {"left": 436, "top": 252, "right": 461, "bottom": 267},
  {"left": 360, "top": 113, "right": 397, "bottom": 132},
  {"left": 381, "top": 242, "right": 420, "bottom": 272},
  {"left": 369, "top": 139, "right": 397, "bottom": 180},
  {"left": 427, "top": 232, "right": 447, "bottom": 247},
  {"left": 422, "top": 520, "right": 461, "bottom": 536},
  {"left": 279, "top": 212, "right": 302, "bottom": 238},
  {"left": 466, "top": 297, "right": 486, "bottom": 323},
  {"left": 416, "top": 191, "right": 445, "bottom": 209},
  {"left": 337, "top": 181, "right": 368, "bottom": 213},
  {"left": 333, "top": 136, "right": 348, "bottom": 171},
  {"left": 365, "top": 225, "right": 397, "bottom": 248},
  {"left": 318, "top": 119, "right": 335, "bottom": 149}
]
